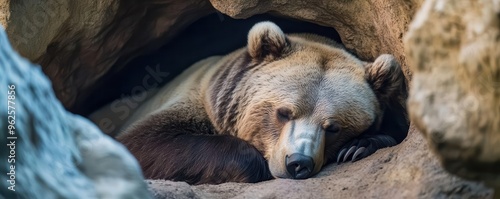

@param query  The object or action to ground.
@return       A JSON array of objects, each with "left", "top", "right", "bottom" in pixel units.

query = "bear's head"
[{"left": 209, "top": 22, "right": 408, "bottom": 180}]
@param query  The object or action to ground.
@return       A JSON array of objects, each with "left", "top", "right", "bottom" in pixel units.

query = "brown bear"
[{"left": 91, "top": 21, "right": 409, "bottom": 185}]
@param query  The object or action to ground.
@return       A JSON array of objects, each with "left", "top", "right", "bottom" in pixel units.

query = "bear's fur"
[{"left": 91, "top": 21, "right": 409, "bottom": 185}]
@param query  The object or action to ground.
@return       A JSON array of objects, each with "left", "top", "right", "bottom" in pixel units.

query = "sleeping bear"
[{"left": 91, "top": 21, "right": 409, "bottom": 185}]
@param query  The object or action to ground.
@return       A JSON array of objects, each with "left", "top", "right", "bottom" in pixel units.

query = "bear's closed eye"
[{"left": 276, "top": 107, "right": 293, "bottom": 121}]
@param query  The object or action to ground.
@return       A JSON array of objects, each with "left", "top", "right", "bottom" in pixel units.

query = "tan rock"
[
  {"left": 210, "top": 0, "right": 423, "bottom": 80},
  {"left": 405, "top": 0, "right": 500, "bottom": 190},
  {"left": 1, "top": 0, "right": 213, "bottom": 109},
  {"left": 1, "top": 0, "right": 421, "bottom": 110},
  {"left": 0, "top": 0, "right": 8, "bottom": 27}
]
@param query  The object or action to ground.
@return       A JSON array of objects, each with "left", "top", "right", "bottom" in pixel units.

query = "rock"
[
  {"left": 0, "top": 27, "right": 151, "bottom": 199},
  {"left": 147, "top": 128, "right": 493, "bottom": 198},
  {"left": 0, "top": 0, "right": 421, "bottom": 111},
  {"left": 405, "top": 0, "right": 500, "bottom": 190},
  {"left": 210, "top": 0, "right": 423, "bottom": 79},
  {"left": 1, "top": 0, "right": 214, "bottom": 110}
]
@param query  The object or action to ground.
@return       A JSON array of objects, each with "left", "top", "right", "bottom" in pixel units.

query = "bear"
[{"left": 91, "top": 21, "right": 409, "bottom": 185}]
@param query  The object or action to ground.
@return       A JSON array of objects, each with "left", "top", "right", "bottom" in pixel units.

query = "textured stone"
[
  {"left": 405, "top": 0, "right": 500, "bottom": 189},
  {"left": 210, "top": 0, "right": 423, "bottom": 80},
  {"left": 1, "top": 0, "right": 214, "bottom": 110},
  {"left": 0, "top": 0, "right": 420, "bottom": 111},
  {"left": 0, "top": 27, "right": 151, "bottom": 199}
]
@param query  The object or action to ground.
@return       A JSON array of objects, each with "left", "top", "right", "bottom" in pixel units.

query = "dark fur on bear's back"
[
  {"left": 119, "top": 111, "right": 272, "bottom": 184},
  {"left": 119, "top": 50, "right": 276, "bottom": 184},
  {"left": 208, "top": 53, "right": 255, "bottom": 135}
]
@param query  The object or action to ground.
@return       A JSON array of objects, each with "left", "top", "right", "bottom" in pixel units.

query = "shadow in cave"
[{"left": 81, "top": 13, "right": 343, "bottom": 116}]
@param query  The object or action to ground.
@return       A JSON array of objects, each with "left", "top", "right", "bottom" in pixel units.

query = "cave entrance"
[{"left": 83, "top": 13, "right": 343, "bottom": 116}]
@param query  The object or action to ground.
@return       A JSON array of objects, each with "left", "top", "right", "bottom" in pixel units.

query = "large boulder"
[
  {"left": 1, "top": 0, "right": 214, "bottom": 111},
  {"left": 405, "top": 0, "right": 500, "bottom": 190},
  {"left": 0, "top": 27, "right": 151, "bottom": 199}
]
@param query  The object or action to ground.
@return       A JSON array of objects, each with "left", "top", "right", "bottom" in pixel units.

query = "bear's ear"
[
  {"left": 365, "top": 54, "right": 409, "bottom": 144},
  {"left": 364, "top": 54, "right": 406, "bottom": 103},
  {"left": 247, "top": 21, "right": 289, "bottom": 60}
]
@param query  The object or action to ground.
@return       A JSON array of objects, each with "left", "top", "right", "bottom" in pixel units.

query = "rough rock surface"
[
  {"left": 0, "top": 0, "right": 420, "bottom": 112},
  {"left": 0, "top": 0, "right": 8, "bottom": 26},
  {"left": 1, "top": 0, "right": 214, "bottom": 110},
  {"left": 405, "top": 0, "right": 500, "bottom": 190},
  {"left": 147, "top": 128, "right": 493, "bottom": 199},
  {"left": 210, "top": 0, "right": 422, "bottom": 80},
  {"left": 0, "top": 27, "right": 151, "bottom": 199}
]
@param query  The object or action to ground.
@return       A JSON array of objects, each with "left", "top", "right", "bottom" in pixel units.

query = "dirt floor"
[{"left": 146, "top": 127, "right": 494, "bottom": 199}]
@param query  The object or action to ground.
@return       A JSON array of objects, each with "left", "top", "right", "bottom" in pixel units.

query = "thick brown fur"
[
  {"left": 92, "top": 21, "right": 409, "bottom": 184},
  {"left": 118, "top": 111, "right": 272, "bottom": 184}
]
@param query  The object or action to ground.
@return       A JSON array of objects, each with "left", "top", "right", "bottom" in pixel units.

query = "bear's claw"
[
  {"left": 336, "top": 148, "right": 347, "bottom": 163},
  {"left": 343, "top": 146, "right": 357, "bottom": 162},
  {"left": 336, "top": 135, "right": 397, "bottom": 163},
  {"left": 352, "top": 147, "right": 366, "bottom": 161}
]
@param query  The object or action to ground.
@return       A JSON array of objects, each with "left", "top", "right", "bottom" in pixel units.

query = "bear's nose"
[{"left": 285, "top": 153, "right": 315, "bottom": 179}]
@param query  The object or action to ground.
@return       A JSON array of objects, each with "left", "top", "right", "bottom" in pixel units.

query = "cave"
[
  {"left": 1, "top": 0, "right": 498, "bottom": 198},
  {"left": 79, "top": 13, "right": 343, "bottom": 116}
]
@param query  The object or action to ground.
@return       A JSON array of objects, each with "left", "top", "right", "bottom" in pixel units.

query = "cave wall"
[
  {"left": 1, "top": 0, "right": 420, "bottom": 114},
  {"left": 2, "top": 0, "right": 214, "bottom": 111},
  {"left": 405, "top": 0, "right": 500, "bottom": 189},
  {"left": 210, "top": 0, "right": 422, "bottom": 79},
  {"left": 81, "top": 14, "right": 342, "bottom": 116}
]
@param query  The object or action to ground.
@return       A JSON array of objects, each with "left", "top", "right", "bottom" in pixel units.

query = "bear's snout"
[
  {"left": 269, "top": 119, "right": 325, "bottom": 179},
  {"left": 285, "top": 153, "right": 315, "bottom": 179}
]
